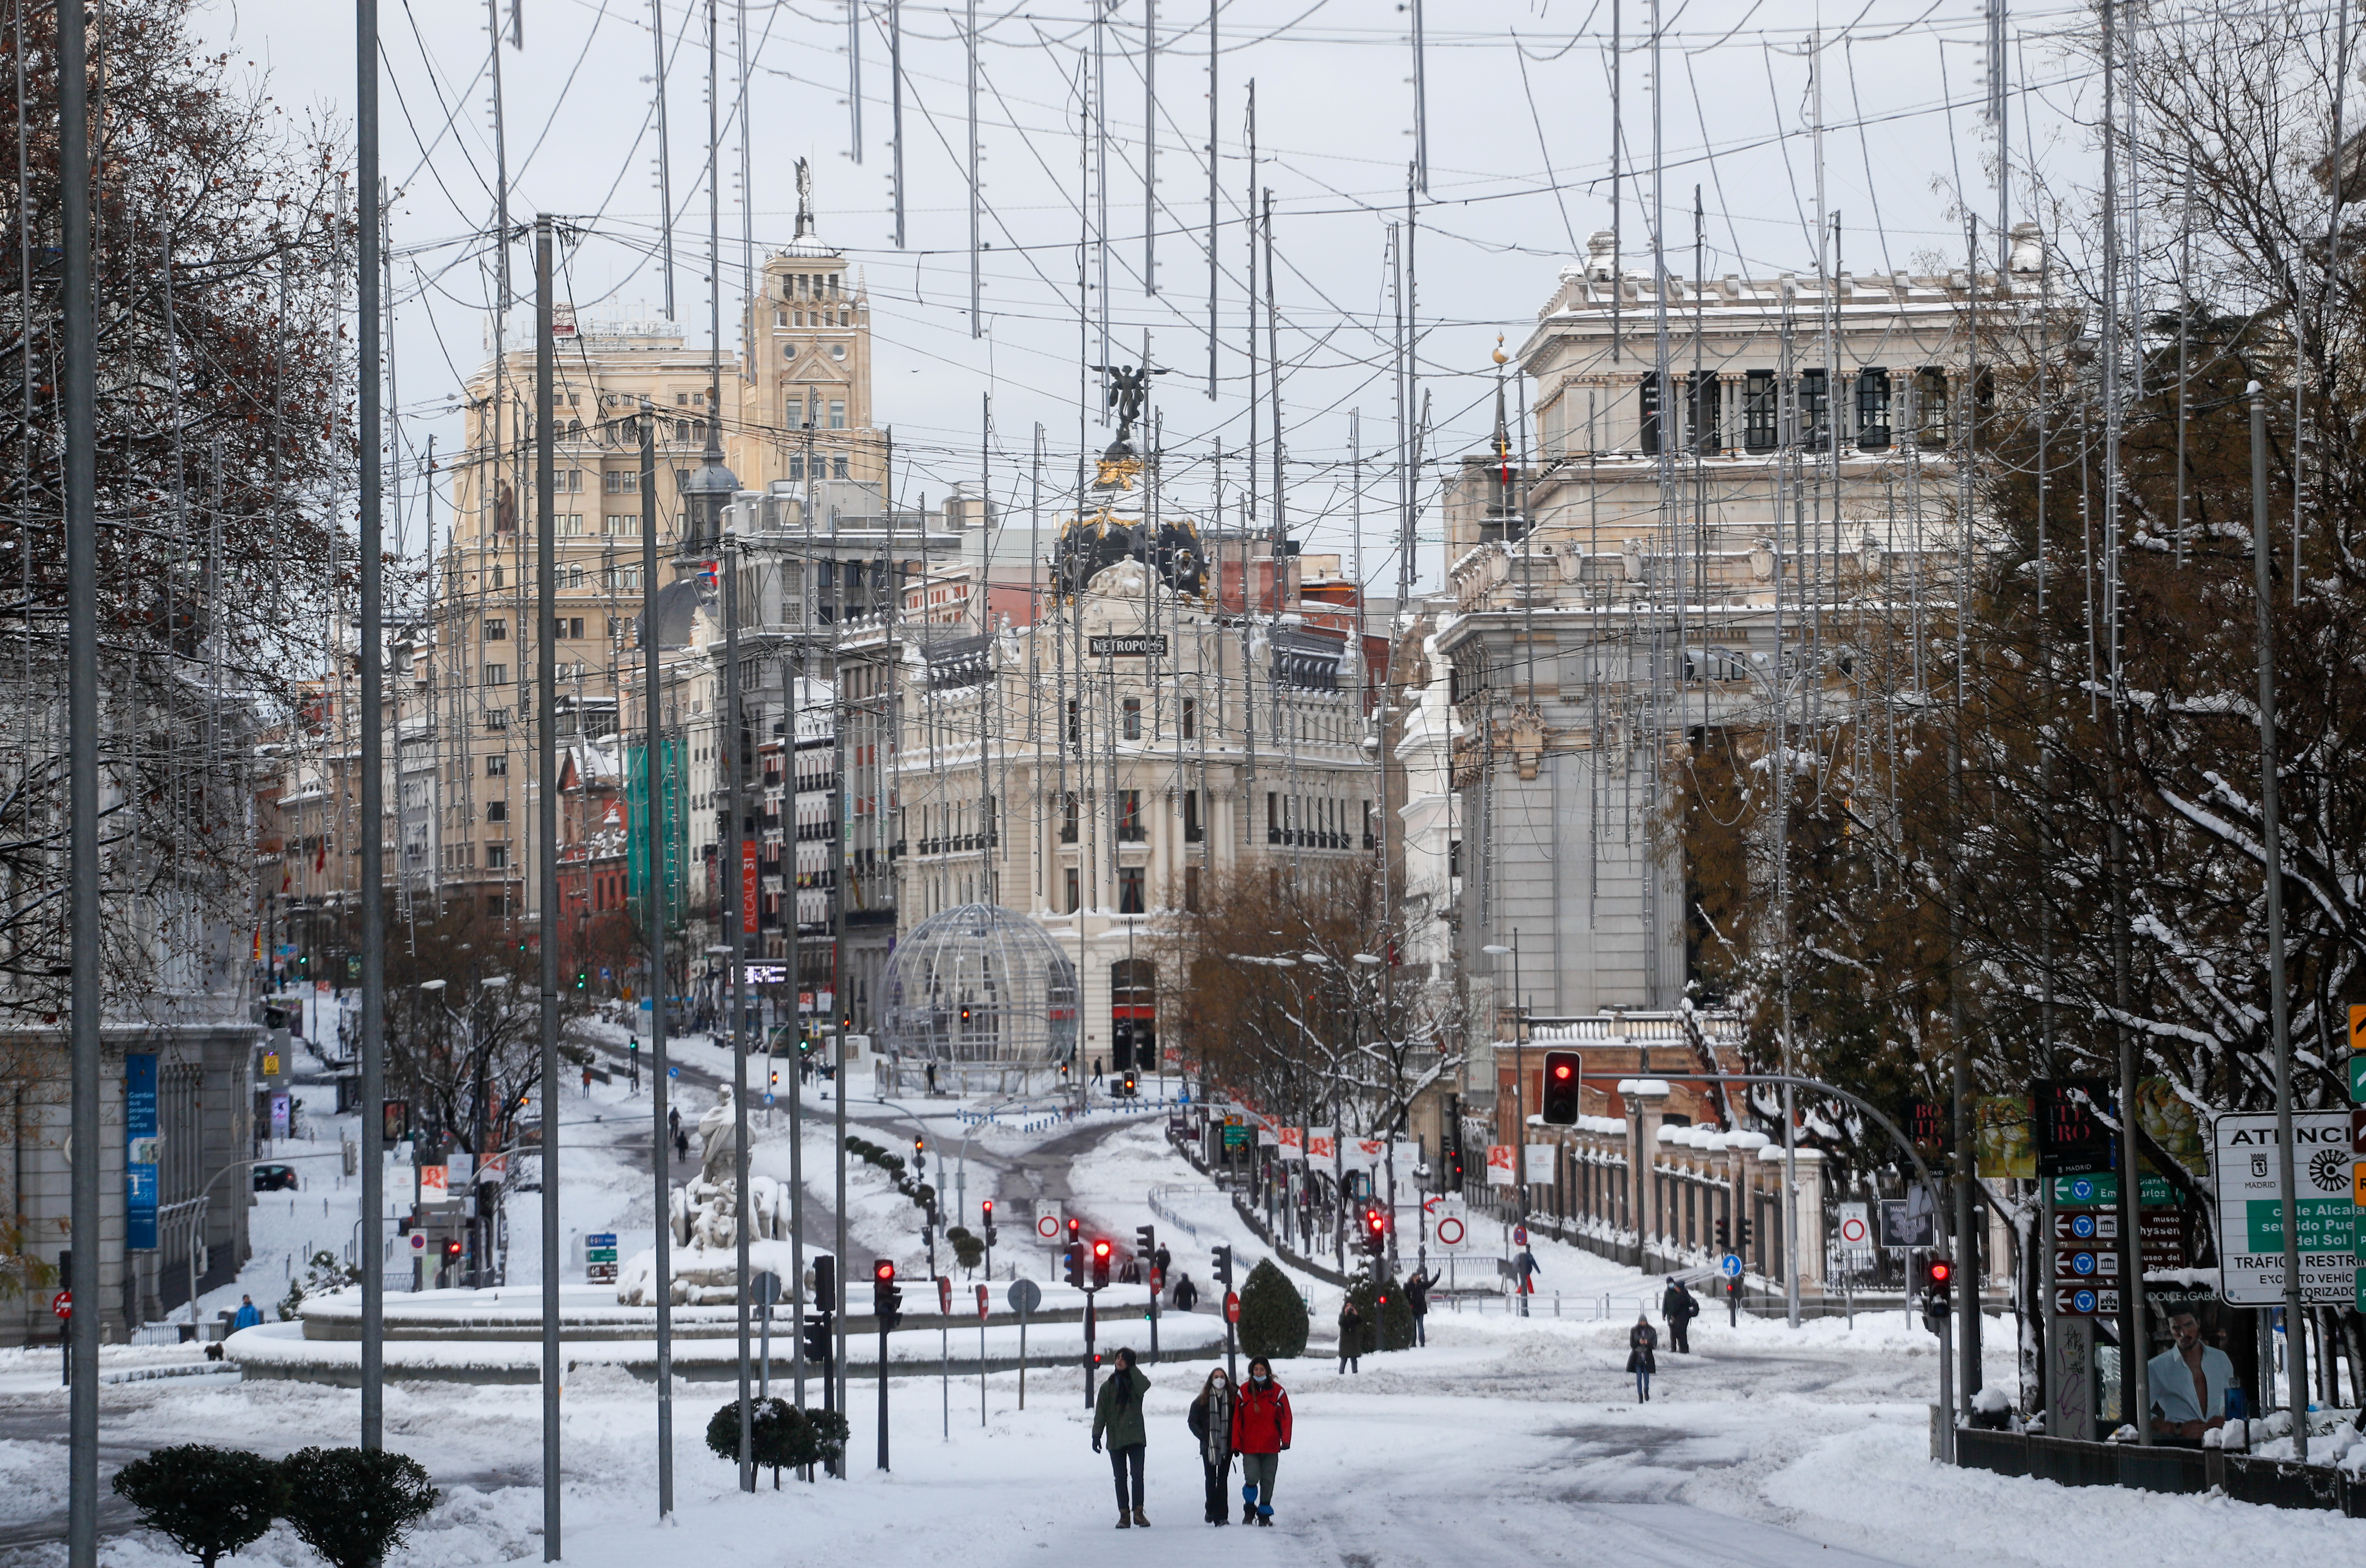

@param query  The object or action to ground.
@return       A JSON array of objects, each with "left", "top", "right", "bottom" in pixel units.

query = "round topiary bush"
[
  {"left": 111, "top": 1444, "right": 287, "bottom": 1568},
  {"left": 277, "top": 1448, "right": 438, "bottom": 1568},
  {"left": 1236, "top": 1257, "right": 1308, "bottom": 1359}
]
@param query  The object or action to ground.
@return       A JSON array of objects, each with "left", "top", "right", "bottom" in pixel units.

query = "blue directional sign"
[
  {"left": 2069, "top": 1213, "right": 2096, "bottom": 1240},
  {"left": 2072, "top": 1288, "right": 2098, "bottom": 1314},
  {"left": 1719, "top": 1253, "right": 1743, "bottom": 1279}
]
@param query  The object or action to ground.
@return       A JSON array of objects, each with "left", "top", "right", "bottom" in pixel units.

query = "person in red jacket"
[{"left": 1227, "top": 1357, "right": 1292, "bottom": 1526}]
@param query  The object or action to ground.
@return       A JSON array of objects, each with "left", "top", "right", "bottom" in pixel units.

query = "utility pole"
[
  {"left": 2251, "top": 382, "right": 2308, "bottom": 1460},
  {"left": 358, "top": 0, "right": 387, "bottom": 1455},
  {"left": 638, "top": 402, "right": 674, "bottom": 1515},
  {"left": 533, "top": 213, "right": 563, "bottom": 1563},
  {"left": 61, "top": 0, "right": 101, "bottom": 1546}
]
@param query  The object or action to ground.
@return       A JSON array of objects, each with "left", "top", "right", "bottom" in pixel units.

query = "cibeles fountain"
[
  {"left": 616, "top": 1085, "right": 796, "bottom": 1306},
  {"left": 230, "top": 1086, "right": 806, "bottom": 1385}
]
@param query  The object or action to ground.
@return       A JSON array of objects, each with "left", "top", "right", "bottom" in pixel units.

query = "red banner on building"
[{"left": 741, "top": 841, "right": 759, "bottom": 934}]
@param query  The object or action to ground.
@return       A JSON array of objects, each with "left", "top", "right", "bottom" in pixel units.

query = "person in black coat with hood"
[{"left": 1627, "top": 1313, "right": 1659, "bottom": 1401}]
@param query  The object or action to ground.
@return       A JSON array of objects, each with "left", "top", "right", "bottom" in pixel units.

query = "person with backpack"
[
  {"left": 1661, "top": 1277, "right": 1698, "bottom": 1353},
  {"left": 1090, "top": 1347, "right": 1153, "bottom": 1528},
  {"left": 1229, "top": 1357, "right": 1292, "bottom": 1526},
  {"left": 1627, "top": 1312, "right": 1659, "bottom": 1402},
  {"left": 1185, "top": 1366, "right": 1237, "bottom": 1524},
  {"left": 1336, "top": 1296, "right": 1365, "bottom": 1375}
]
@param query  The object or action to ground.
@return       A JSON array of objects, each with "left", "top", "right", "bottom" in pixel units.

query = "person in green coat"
[{"left": 1091, "top": 1347, "right": 1153, "bottom": 1529}]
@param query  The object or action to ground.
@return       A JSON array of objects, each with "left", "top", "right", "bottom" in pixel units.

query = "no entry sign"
[
  {"left": 1035, "top": 1214, "right": 1060, "bottom": 1240},
  {"left": 1435, "top": 1216, "right": 1465, "bottom": 1247},
  {"left": 1224, "top": 1291, "right": 1240, "bottom": 1324}
]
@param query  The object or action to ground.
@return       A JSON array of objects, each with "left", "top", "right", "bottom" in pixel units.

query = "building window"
[
  {"left": 484, "top": 616, "right": 507, "bottom": 641},
  {"left": 828, "top": 399, "right": 846, "bottom": 430},
  {"left": 1181, "top": 697, "right": 1196, "bottom": 740},
  {"left": 483, "top": 663, "right": 508, "bottom": 686},
  {"left": 1060, "top": 792, "right": 1078, "bottom": 843},
  {"left": 1122, "top": 698, "right": 1142, "bottom": 739},
  {"left": 557, "top": 513, "right": 585, "bottom": 537},
  {"left": 1183, "top": 865, "right": 1200, "bottom": 912},
  {"left": 1065, "top": 699, "right": 1080, "bottom": 745},
  {"left": 1266, "top": 791, "right": 1279, "bottom": 844},
  {"left": 1637, "top": 372, "right": 1662, "bottom": 456},
  {"left": 1915, "top": 367, "right": 1949, "bottom": 447},
  {"left": 486, "top": 800, "right": 507, "bottom": 821},
  {"left": 1116, "top": 789, "right": 1145, "bottom": 841},
  {"left": 1690, "top": 369, "right": 1720, "bottom": 454},
  {"left": 1183, "top": 789, "right": 1203, "bottom": 843},
  {"left": 1856, "top": 367, "right": 1891, "bottom": 451},
  {"left": 486, "top": 893, "right": 506, "bottom": 917},
  {"left": 833, "top": 453, "right": 849, "bottom": 479},
  {"left": 1117, "top": 867, "right": 1145, "bottom": 914},
  {"left": 1064, "top": 866, "right": 1080, "bottom": 914},
  {"left": 1742, "top": 370, "right": 1778, "bottom": 452},
  {"left": 1799, "top": 369, "right": 1830, "bottom": 452},
  {"left": 487, "top": 755, "right": 509, "bottom": 777},
  {"left": 486, "top": 844, "right": 510, "bottom": 869},
  {"left": 605, "top": 514, "right": 639, "bottom": 536},
  {"left": 605, "top": 470, "right": 638, "bottom": 494}
]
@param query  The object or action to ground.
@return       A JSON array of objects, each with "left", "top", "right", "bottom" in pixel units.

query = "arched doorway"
[{"left": 1110, "top": 959, "right": 1156, "bottom": 1073}]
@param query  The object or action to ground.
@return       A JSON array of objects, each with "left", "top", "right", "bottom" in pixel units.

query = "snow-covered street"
[{"left": 8, "top": 1077, "right": 2357, "bottom": 1568}]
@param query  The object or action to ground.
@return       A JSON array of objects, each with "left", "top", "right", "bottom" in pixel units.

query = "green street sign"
[
  {"left": 2351, "top": 1055, "right": 2366, "bottom": 1105},
  {"left": 2243, "top": 1197, "right": 2355, "bottom": 1254},
  {"left": 2357, "top": 1266, "right": 2366, "bottom": 1316},
  {"left": 2050, "top": 1173, "right": 2180, "bottom": 1208}
]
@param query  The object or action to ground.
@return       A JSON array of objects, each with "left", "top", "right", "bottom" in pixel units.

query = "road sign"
[
  {"left": 1719, "top": 1253, "right": 1743, "bottom": 1279},
  {"left": 2054, "top": 1209, "right": 2119, "bottom": 1241},
  {"left": 1435, "top": 1216, "right": 1465, "bottom": 1247},
  {"left": 1835, "top": 1204, "right": 1870, "bottom": 1249},
  {"left": 51, "top": 1291, "right": 70, "bottom": 1319},
  {"left": 2049, "top": 1173, "right": 2179, "bottom": 1208},
  {"left": 2210, "top": 1110, "right": 2358, "bottom": 1305},
  {"left": 977, "top": 1283, "right": 989, "bottom": 1320},
  {"left": 1221, "top": 1123, "right": 1252, "bottom": 1150},
  {"left": 1035, "top": 1213, "right": 1060, "bottom": 1240},
  {"left": 2350, "top": 1005, "right": 2366, "bottom": 1069},
  {"left": 1006, "top": 1278, "right": 1042, "bottom": 1315},
  {"left": 1224, "top": 1291, "right": 1240, "bottom": 1325},
  {"left": 2053, "top": 1245, "right": 2119, "bottom": 1282},
  {"left": 1511, "top": 1224, "right": 1529, "bottom": 1246},
  {"left": 937, "top": 1276, "right": 952, "bottom": 1314},
  {"left": 750, "top": 1270, "right": 782, "bottom": 1306},
  {"left": 2054, "top": 1286, "right": 2121, "bottom": 1317},
  {"left": 586, "top": 1231, "right": 620, "bottom": 1286}
]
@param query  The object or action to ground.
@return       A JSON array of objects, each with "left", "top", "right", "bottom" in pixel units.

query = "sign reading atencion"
[{"left": 2210, "top": 1110, "right": 2356, "bottom": 1305}]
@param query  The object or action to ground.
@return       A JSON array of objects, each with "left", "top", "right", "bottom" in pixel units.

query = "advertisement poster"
[
  {"left": 1485, "top": 1144, "right": 1517, "bottom": 1186},
  {"left": 125, "top": 1053, "right": 159, "bottom": 1250},
  {"left": 2136, "top": 1077, "right": 2208, "bottom": 1175},
  {"left": 1974, "top": 1095, "right": 2036, "bottom": 1180}
]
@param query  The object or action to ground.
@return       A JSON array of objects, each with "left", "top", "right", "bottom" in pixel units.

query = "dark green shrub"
[
  {"left": 1236, "top": 1257, "right": 1308, "bottom": 1359},
  {"left": 278, "top": 1448, "right": 438, "bottom": 1568},
  {"left": 1347, "top": 1268, "right": 1416, "bottom": 1352},
  {"left": 946, "top": 1226, "right": 985, "bottom": 1274},
  {"left": 704, "top": 1398, "right": 848, "bottom": 1486},
  {"left": 111, "top": 1444, "right": 287, "bottom": 1568}
]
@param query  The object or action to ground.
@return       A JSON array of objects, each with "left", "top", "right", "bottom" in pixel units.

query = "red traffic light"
[
  {"left": 1092, "top": 1239, "right": 1112, "bottom": 1260},
  {"left": 980, "top": 1199, "right": 993, "bottom": 1217},
  {"left": 1364, "top": 1209, "right": 1385, "bottom": 1234},
  {"left": 1067, "top": 1217, "right": 1081, "bottom": 1237},
  {"left": 444, "top": 1240, "right": 462, "bottom": 1258},
  {"left": 874, "top": 1260, "right": 897, "bottom": 1282},
  {"left": 1928, "top": 1260, "right": 1953, "bottom": 1287},
  {"left": 1551, "top": 1060, "right": 1574, "bottom": 1080}
]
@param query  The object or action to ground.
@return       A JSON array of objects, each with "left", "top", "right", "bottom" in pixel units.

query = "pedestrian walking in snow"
[
  {"left": 1336, "top": 1298, "right": 1364, "bottom": 1375},
  {"left": 1662, "top": 1277, "right": 1697, "bottom": 1354},
  {"left": 1172, "top": 1274, "right": 1198, "bottom": 1313},
  {"left": 1405, "top": 1264, "right": 1438, "bottom": 1346},
  {"left": 1092, "top": 1055, "right": 1105, "bottom": 1086},
  {"left": 1091, "top": 1346, "right": 1153, "bottom": 1529},
  {"left": 673, "top": 1128, "right": 689, "bottom": 1164},
  {"left": 1186, "top": 1366, "right": 1237, "bottom": 1525},
  {"left": 232, "top": 1295, "right": 262, "bottom": 1330},
  {"left": 1154, "top": 1243, "right": 1172, "bottom": 1281},
  {"left": 924, "top": 1059, "right": 938, "bottom": 1093},
  {"left": 581, "top": 1066, "right": 593, "bottom": 1098},
  {"left": 1627, "top": 1313, "right": 1658, "bottom": 1401},
  {"left": 1229, "top": 1357, "right": 1291, "bottom": 1526}
]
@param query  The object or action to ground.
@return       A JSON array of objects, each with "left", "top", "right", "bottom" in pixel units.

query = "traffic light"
[
  {"left": 1063, "top": 1241, "right": 1084, "bottom": 1288},
  {"left": 444, "top": 1238, "right": 462, "bottom": 1262},
  {"left": 871, "top": 1259, "right": 903, "bottom": 1329},
  {"left": 574, "top": 967, "right": 587, "bottom": 990},
  {"left": 812, "top": 1255, "right": 837, "bottom": 1315},
  {"left": 768, "top": 1063, "right": 780, "bottom": 1092},
  {"left": 800, "top": 1313, "right": 833, "bottom": 1364},
  {"left": 1735, "top": 1216, "right": 1752, "bottom": 1253},
  {"left": 1714, "top": 1218, "right": 1730, "bottom": 1251},
  {"left": 1091, "top": 1237, "right": 1113, "bottom": 1290},
  {"left": 1121, "top": 1069, "right": 1137, "bottom": 1098},
  {"left": 1540, "top": 1050, "right": 1581, "bottom": 1125},
  {"left": 1135, "top": 1223, "right": 1156, "bottom": 1265},
  {"left": 1067, "top": 1215, "right": 1081, "bottom": 1248},
  {"left": 1446, "top": 1140, "right": 1464, "bottom": 1191},
  {"left": 981, "top": 1199, "right": 997, "bottom": 1248},
  {"left": 1362, "top": 1207, "right": 1387, "bottom": 1259},
  {"left": 628, "top": 1037, "right": 640, "bottom": 1057},
  {"left": 1210, "top": 1244, "right": 1234, "bottom": 1287}
]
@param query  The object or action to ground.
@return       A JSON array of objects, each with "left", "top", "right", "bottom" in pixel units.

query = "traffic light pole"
[
  {"left": 1083, "top": 1289, "right": 1098, "bottom": 1408},
  {"left": 876, "top": 1315, "right": 891, "bottom": 1472}
]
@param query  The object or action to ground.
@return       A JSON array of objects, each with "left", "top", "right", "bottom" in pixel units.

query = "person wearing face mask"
[
  {"left": 1091, "top": 1347, "right": 1153, "bottom": 1528},
  {"left": 1185, "top": 1366, "right": 1238, "bottom": 1524},
  {"left": 1228, "top": 1357, "right": 1293, "bottom": 1526}
]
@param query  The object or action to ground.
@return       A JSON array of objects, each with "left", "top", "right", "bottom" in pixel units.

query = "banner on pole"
[{"left": 1485, "top": 1144, "right": 1516, "bottom": 1186}]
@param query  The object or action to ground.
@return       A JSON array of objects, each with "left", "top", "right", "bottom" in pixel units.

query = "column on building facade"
[
  {"left": 1724, "top": 1130, "right": 1769, "bottom": 1263},
  {"left": 1757, "top": 1143, "right": 1825, "bottom": 1290},
  {"left": 1618, "top": 1076, "right": 1670, "bottom": 1251}
]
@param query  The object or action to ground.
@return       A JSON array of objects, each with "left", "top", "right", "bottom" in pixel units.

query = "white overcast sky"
[{"left": 194, "top": 0, "right": 2110, "bottom": 593}]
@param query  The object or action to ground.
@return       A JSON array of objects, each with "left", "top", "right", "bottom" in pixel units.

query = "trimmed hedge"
[{"left": 1236, "top": 1257, "right": 1308, "bottom": 1359}]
